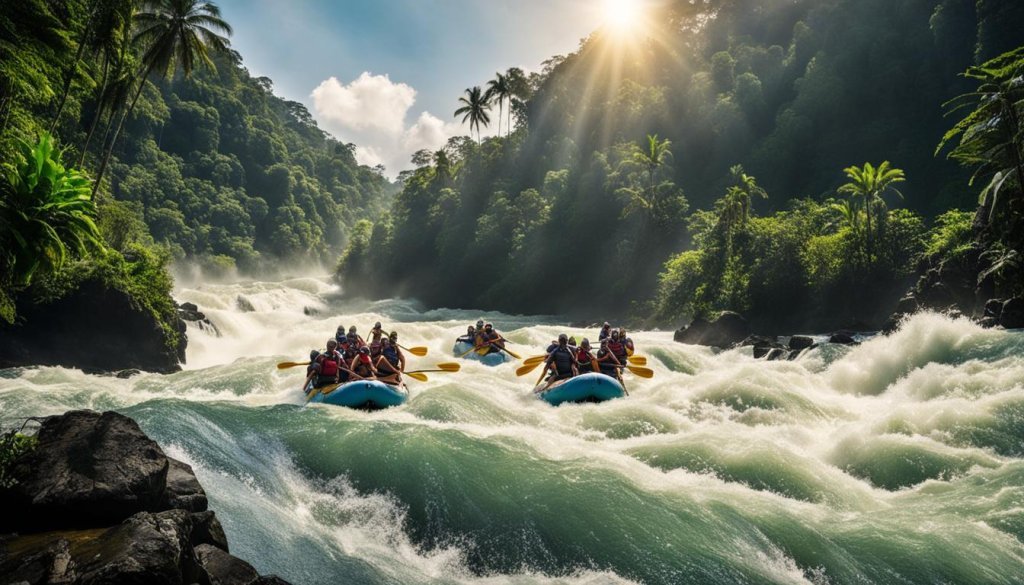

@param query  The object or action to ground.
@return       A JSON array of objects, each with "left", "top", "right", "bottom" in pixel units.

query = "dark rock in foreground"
[
  {"left": 0, "top": 410, "right": 290, "bottom": 585},
  {"left": 674, "top": 311, "right": 751, "bottom": 348},
  {"left": 0, "top": 277, "right": 185, "bottom": 374}
]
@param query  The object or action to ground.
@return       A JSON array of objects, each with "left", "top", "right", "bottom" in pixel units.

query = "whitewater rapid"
[{"left": 2, "top": 276, "right": 1023, "bottom": 584}]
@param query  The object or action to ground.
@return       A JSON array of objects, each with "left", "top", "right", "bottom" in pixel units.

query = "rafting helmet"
[
  {"left": 310, "top": 349, "right": 320, "bottom": 360},
  {"left": 558, "top": 333, "right": 568, "bottom": 345},
  {"left": 359, "top": 346, "right": 369, "bottom": 354},
  {"left": 602, "top": 322, "right": 610, "bottom": 329},
  {"left": 581, "top": 338, "right": 591, "bottom": 348},
  {"left": 568, "top": 336, "right": 577, "bottom": 346},
  {"left": 611, "top": 329, "right": 620, "bottom": 340},
  {"left": 476, "top": 319, "right": 484, "bottom": 329},
  {"left": 326, "top": 339, "right": 338, "bottom": 349},
  {"left": 381, "top": 337, "right": 391, "bottom": 346},
  {"left": 349, "top": 326, "right": 357, "bottom": 333},
  {"left": 467, "top": 325, "right": 475, "bottom": 334},
  {"left": 485, "top": 322, "right": 493, "bottom": 330},
  {"left": 374, "top": 321, "right": 382, "bottom": 329}
]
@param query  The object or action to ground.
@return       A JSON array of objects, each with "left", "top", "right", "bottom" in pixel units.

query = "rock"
[
  {"left": 163, "top": 458, "right": 208, "bottom": 513},
  {"left": 303, "top": 306, "right": 320, "bottom": 316},
  {"left": 0, "top": 411, "right": 169, "bottom": 532},
  {"left": 788, "top": 335, "right": 814, "bottom": 351},
  {"left": 195, "top": 543, "right": 260, "bottom": 585},
  {"left": 1001, "top": 297, "right": 1024, "bottom": 329},
  {"left": 828, "top": 331, "right": 858, "bottom": 345},
  {"left": 190, "top": 510, "right": 230, "bottom": 552},
  {"left": 0, "top": 533, "right": 74, "bottom": 585},
  {"left": 236, "top": 295, "right": 255, "bottom": 312},
  {"left": 765, "top": 348, "right": 788, "bottom": 361},
  {"left": 0, "top": 277, "right": 185, "bottom": 374},
  {"left": 984, "top": 298, "right": 1004, "bottom": 319},
  {"left": 116, "top": 368, "right": 142, "bottom": 379},
  {"left": 894, "top": 295, "right": 918, "bottom": 315},
  {"left": 978, "top": 315, "right": 999, "bottom": 328},
  {"left": 674, "top": 312, "right": 750, "bottom": 349},
  {"left": 180, "top": 302, "right": 199, "bottom": 313},
  {"left": 253, "top": 577, "right": 293, "bottom": 585}
]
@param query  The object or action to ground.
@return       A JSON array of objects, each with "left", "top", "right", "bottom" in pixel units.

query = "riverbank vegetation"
[
  {"left": 1, "top": 0, "right": 390, "bottom": 327},
  {"left": 339, "top": 0, "right": 1024, "bottom": 330}
]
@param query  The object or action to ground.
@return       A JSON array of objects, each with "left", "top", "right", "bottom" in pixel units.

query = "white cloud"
[
  {"left": 311, "top": 72, "right": 416, "bottom": 136},
  {"left": 310, "top": 72, "right": 495, "bottom": 177}
]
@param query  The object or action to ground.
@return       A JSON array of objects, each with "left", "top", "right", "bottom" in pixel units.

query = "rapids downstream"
[{"left": 2, "top": 276, "right": 1024, "bottom": 584}]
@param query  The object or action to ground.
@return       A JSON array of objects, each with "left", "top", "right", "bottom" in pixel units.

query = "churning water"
[{"left": 2, "top": 276, "right": 1023, "bottom": 584}]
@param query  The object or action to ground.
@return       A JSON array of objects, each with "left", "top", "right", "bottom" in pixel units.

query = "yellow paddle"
[
  {"left": 522, "top": 354, "right": 646, "bottom": 367},
  {"left": 399, "top": 344, "right": 428, "bottom": 357},
  {"left": 278, "top": 360, "right": 309, "bottom": 370},
  {"left": 405, "top": 372, "right": 428, "bottom": 382},
  {"left": 401, "top": 362, "right": 462, "bottom": 382},
  {"left": 516, "top": 360, "right": 543, "bottom": 377}
]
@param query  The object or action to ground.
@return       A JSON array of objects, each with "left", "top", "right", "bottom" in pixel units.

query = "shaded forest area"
[{"left": 340, "top": 0, "right": 1024, "bottom": 331}]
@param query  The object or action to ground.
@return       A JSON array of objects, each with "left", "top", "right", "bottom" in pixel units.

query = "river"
[{"left": 1, "top": 275, "right": 1023, "bottom": 584}]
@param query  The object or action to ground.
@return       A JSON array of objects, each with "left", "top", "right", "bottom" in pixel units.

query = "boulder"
[
  {"left": 195, "top": 543, "right": 260, "bottom": 585},
  {"left": 788, "top": 335, "right": 814, "bottom": 351},
  {"left": 236, "top": 296, "right": 255, "bottom": 313},
  {"left": 0, "top": 278, "right": 185, "bottom": 373},
  {"left": 765, "top": 348, "right": 788, "bottom": 361},
  {"left": 1001, "top": 297, "right": 1024, "bottom": 329},
  {"left": 179, "top": 302, "right": 221, "bottom": 337},
  {"left": 828, "top": 331, "right": 858, "bottom": 345},
  {"left": 190, "top": 510, "right": 230, "bottom": 552},
  {"left": 0, "top": 411, "right": 169, "bottom": 532},
  {"left": 673, "top": 312, "right": 750, "bottom": 349},
  {"left": 116, "top": 368, "right": 142, "bottom": 379},
  {"left": 163, "top": 458, "right": 208, "bottom": 513},
  {"left": 984, "top": 298, "right": 1004, "bottom": 319}
]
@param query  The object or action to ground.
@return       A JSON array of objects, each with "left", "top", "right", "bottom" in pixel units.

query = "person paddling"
[
  {"left": 457, "top": 325, "right": 476, "bottom": 344},
  {"left": 305, "top": 339, "right": 345, "bottom": 390},
  {"left": 348, "top": 326, "right": 366, "bottom": 348},
  {"left": 369, "top": 322, "right": 384, "bottom": 346},
  {"left": 375, "top": 337, "right": 405, "bottom": 385},
  {"left": 598, "top": 322, "right": 612, "bottom": 342},
  {"left": 539, "top": 334, "right": 578, "bottom": 391},
  {"left": 349, "top": 346, "right": 378, "bottom": 380},
  {"left": 576, "top": 339, "right": 597, "bottom": 374},
  {"left": 480, "top": 323, "right": 507, "bottom": 354},
  {"left": 596, "top": 339, "right": 622, "bottom": 379}
]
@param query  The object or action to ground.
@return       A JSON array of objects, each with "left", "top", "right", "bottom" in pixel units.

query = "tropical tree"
[
  {"left": 485, "top": 72, "right": 510, "bottom": 137},
  {"left": 621, "top": 134, "right": 673, "bottom": 214},
  {"left": 92, "top": 0, "right": 232, "bottom": 195},
  {"left": 0, "top": 133, "right": 104, "bottom": 291},
  {"left": 838, "top": 161, "right": 905, "bottom": 262},
  {"left": 717, "top": 164, "right": 767, "bottom": 232},
  {"left": 937, "top": 47, "right": 1024, "bottom": 230},
  {"left": 454, "top": 86, "right": 491, "bottom": 143}
]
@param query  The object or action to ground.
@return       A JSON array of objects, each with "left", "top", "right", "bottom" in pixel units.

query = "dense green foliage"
[
  {"left": 0, "top": 429, "right": 37, "bottom": 489},
  {"left": 2, "top": 0, "right": 391, "bottom": 277},
  {"left": 340, "top": 0, "right": 1024, "bottom": 327}
]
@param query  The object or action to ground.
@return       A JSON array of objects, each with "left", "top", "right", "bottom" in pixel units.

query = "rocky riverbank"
[{"left": 0, "top": 410, "right": 292, "bottom": 585}]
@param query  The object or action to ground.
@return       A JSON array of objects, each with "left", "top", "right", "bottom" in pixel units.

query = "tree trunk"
[
  {"left": 49, "top": 15, "right": 95, "bottom": 135},
  {"left": 79, "top": 53, "right": 111, "bottom": 167},
  {"left": 91, "top": 73, "right": 149, "bottom": 197}
]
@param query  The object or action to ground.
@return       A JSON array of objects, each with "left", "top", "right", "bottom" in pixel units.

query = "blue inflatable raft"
[
  {"left": 453, "top": 341, "right": 511, "bottom": 366},
  {"left": 534, "top": 372, "right": 626, "bottom": 406},
  {"left": 306, "top": 380, "right": 408, "bottom": 409}
]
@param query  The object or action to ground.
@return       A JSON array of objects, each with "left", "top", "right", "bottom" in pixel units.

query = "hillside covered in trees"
[{"left": 339, "top": 0, "right": 1024, "bottom": 331}]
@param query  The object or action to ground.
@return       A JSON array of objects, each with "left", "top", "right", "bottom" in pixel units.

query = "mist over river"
[{"left": 2, "top": 276, "right": 1024, "bottom": 585}]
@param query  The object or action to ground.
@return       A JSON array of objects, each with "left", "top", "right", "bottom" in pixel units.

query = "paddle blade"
[
  {"left": 434, "top": 362, "right": 461, "bottom": 372},
  {"left": 522, "top": 355, "right": 547, "bottom": 366},
  {"left": 405, "top": 346, "right": 428, "bottom": 357},
  {"left": 627, "top": 356, "right": 647, "bottom": 366},
  {"left": 516, "top": 361, "right": 542, "bottom": 377},
  {"left": 405, "top": 371, "right": 428, "bottom": 382},
  {"left": 502, "top": 348, "right": 521, "bottom": 359},
  {"left": 277, "top": 361, "right": 310, "bottom": 370},
  {"left": 627, "top": 365, "right": 654, "bottom": 379},
  {"left": 475, "top": 347, "right": 491, "bottom": 355}
]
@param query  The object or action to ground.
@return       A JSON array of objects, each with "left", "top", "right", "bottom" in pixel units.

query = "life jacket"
[
  {"left": 596, "top": 349, "right": 618, "bottom": 373},
  {"left": 549, "top": 345, "right": 575, "bottom": 376},
  {"left": 485, "top": 330, "right": 500, "bottom": 342},
  {"left": 353, "top": 354, "right": 373, "bottom": 376},
  {"left": 316, "top": 351, "right": 341, "bottom": 377},
  {"left": 382, "top": 346, "right": 400, "bottom": 366},
  {"left": 607, "top": 339, "right": 626, "bottom": 360},
  {"left": 369, "top": 342, "right": 382, "bottom": 356},
  {"left": 576, "top": 348, "right": 593, "bottom": 363}
]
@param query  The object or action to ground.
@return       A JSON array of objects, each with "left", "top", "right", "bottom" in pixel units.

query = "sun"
[{"left": 603, "top": 0, "right": 642, "bottom": 33}]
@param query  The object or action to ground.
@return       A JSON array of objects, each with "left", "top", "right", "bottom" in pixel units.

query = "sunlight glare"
[{"left": 603, "top": 0, "right": 641, "bottom": 33}]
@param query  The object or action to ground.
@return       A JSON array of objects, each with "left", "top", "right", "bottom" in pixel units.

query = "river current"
[{"left": 2, "top": 276, "right": 1023, "bottom": 584}]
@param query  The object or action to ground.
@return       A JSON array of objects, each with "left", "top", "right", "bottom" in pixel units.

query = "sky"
[{"left": 217, "top": 0, "right": 609, "bottom": 176}]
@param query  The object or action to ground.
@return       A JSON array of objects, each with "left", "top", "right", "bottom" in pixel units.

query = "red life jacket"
[
  {"left": 576, "top": 348, "right": 593, "bottom": 363},
  {"left": 607, "top": 339, "right": 625, "bottom": 358},
  {"left": 317, "top": 352, "right": 340, "bottom": 377}
]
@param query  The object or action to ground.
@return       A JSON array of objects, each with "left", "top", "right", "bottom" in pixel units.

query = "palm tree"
[
  {"left": 0, "top": 134, "right": 104, "bottom": 287},
  {"left": 485, "top": 72, "right": 510, "bottom": 137},
  {"left": 92, "top": 0, "right": 232, "bottom": 196},
  {"left": 454, "top": 86, "right": 491, "bottom": 143},
  {"left": 78, "top": 0, "right": 136, "bottom": 166},
  {"left": 937, "top": 47, "right": 1024, "bottom": 228},
  {"left": 838, "top": 161, "right": 905, "bottom": 262},
  {"left": 715, "top": 165, "right": 767, "bottom": 238},
  {"left": 634, "top": 134, "right": 672, "bottom": 197}
]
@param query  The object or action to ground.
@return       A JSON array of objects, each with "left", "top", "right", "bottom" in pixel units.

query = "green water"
[{"left": 2, "top": 277, "right": 1023, "bottom": 584}]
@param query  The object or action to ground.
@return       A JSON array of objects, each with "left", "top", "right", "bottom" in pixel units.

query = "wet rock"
[
  {"left": 163, "top": 458, "right": 208, "bottom": 513},
  {"left": 0, "top": 410, "right": 169, "bottom": 532},
  {"left": 116, "top": 368, "right": 142, "bottom": 379},
  {"left": 673, "top": 311, "right": 750, "bottom": 349},
  {"left": 303, "top": 306, "right": 320, "bottom": 316},
  {"left": 788, "top": 335, "right": 814, "bottom": 351},
  {"left": 1001, "top": 297, "right": 1024, "bottom": 329},
  {"left": 978, "top": 315, "right": 999, "bottom": 328},
  {"left": 984, "top": 298, "right": 1004, "bottom": 319},
  {"left": 190, "top": 510, "right": 230, "bottom": 552},
  {"left": 236, "top": 295, "right": 255, "bottom": 312},
  {"left": 179, "top": 301, "right": 221, "bottom": 336},
  {"left": 765, "top": 348, "right": 788, "bottom": 361},
  {"left": 195, "top": 543, "right": 260, "bottom": 585},
  {"left": 828, "top": 331, "right": 858, "bottom": 345}
]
